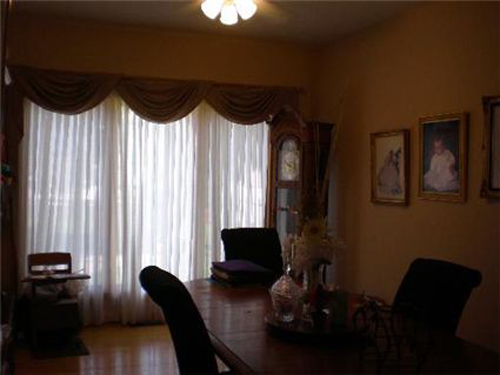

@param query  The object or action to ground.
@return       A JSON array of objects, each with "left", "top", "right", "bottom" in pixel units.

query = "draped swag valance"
[{"left": 8, "top": 66, "right": 301, "bottom": 125}]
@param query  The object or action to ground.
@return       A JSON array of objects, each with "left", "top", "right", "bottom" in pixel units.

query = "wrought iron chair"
[{"left": 354, "top": 258, "right": 482, "bottom": 373}]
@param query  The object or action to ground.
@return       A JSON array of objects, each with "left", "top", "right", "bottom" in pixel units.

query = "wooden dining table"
[{"left": 185, "top": 278, "right": 500, "bottom": 374}]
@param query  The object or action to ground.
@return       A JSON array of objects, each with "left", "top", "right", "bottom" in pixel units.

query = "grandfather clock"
[{"left": 266, "top": 108, "right": 333, "bottom": 242}]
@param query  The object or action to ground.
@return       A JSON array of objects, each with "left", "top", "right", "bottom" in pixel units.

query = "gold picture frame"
[
  {"left": 418, "top": 113, "right": 468, "bottom": 203},
  {"left": 481, "top": 96, "right": 500, "bottom": 199},
  {"left": 370, "top": 129, "right": 410, "bottom": 205}
]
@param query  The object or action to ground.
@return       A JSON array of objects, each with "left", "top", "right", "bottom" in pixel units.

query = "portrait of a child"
[
  {"left": 424, "top": 134, "right": 459, "bottom": 192},
  {"left": 420, "top": 115, "right": 466, "bottom": 201}
]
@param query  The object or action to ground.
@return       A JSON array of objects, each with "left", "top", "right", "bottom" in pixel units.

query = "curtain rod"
[{"left": 7, "top": 64, "right": 305, "bottom": 94}]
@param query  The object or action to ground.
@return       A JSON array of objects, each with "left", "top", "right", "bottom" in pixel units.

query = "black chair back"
[
  {"left": 139, "top": 266, "right": 218, "bottom": 375},
  {"left": 221, "top": 228, "right": 283, "bottom": 277},
  {"left": 393, "top": 258, "right": 482, "bottom": 334}
]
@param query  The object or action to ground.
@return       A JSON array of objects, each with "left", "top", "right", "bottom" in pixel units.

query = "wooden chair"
[
  {"left": 27, "top": 252, "right": 82, "bottom": 347},
  {"left": 28, "top": 252, "right": 72, "bottom": 275}
]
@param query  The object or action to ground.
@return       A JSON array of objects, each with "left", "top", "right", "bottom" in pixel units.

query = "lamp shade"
[
  {"left": 220, "top": 4, "right": 238, "bottom": 25},
  {"left": 235, "top": 0, "right": 257, "bottom": 20},
  {"left": 201, "top": 0, "right": 257, "bottom": 26},
  {"left": 201, "top": 0, "right": 224, "bottom": 19}
]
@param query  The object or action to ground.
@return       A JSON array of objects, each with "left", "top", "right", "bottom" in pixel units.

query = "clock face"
[{"left": 279, "top": 140, "right": 300, "bottom": 181}]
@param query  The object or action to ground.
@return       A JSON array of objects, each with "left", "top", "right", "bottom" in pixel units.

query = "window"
[{"left": 21, "top": 96, "right": 269, "bottom": 324}]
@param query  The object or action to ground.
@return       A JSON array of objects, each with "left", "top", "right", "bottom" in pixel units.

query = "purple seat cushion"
[
  {"left": 220, "top": 228, "right": 283, "bottom": 278},
  {"left": 212, "top": 260, "right": 273, "bottom": 275}
]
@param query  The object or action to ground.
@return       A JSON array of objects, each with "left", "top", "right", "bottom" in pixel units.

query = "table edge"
[{"left": 209, "top": 331, "right": 255, "bottom": 374}]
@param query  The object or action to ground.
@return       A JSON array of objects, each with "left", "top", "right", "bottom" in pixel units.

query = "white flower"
[{"left": 290, "top": 218, "right": 346, "bottom": 273}]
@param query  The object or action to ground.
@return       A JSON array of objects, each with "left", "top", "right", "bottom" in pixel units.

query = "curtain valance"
[
  {"left": 9, "top": 65, "right": 300, "bottom": 125},
  {"left": 117, "top": 78, "right": 210, "bottom": 123},
  {"left": 9, "top": 66, "right": 120, "bottom": 114},
  {"left": 206, "top": 84, "right": 298, "bottom": 125}
]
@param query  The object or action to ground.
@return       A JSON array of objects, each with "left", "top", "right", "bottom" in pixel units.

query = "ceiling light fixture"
[{"left": 201, "top": 0, "right": 257, "bottom": 26}]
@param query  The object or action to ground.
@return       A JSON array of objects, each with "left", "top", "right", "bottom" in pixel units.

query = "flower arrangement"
[
  {"left": 283, "top": 217, "right": 345, "bottom": 274},
  {"left": 280, "top": 91, "right": 348, "bottom": 278}
]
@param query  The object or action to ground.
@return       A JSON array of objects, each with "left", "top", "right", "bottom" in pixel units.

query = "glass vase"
[
  {"left": 269, "top": 274, "right": 301, "bottom": 323},
  {"left": 300, "top": 263, "right": 326, "bottom": 323},
  {"left": 302, "top": 262, "right": 325, "bottom": 292}
]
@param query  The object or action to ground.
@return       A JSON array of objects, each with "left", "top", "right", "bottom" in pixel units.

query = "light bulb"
[
  {"left": 220, "top": 4, "right": 238, "bottom": 25},
  {"left": 235, "top": 0, "right": 257, "bottom": 20},
  {"left": 201, "top": 0, "right": 224, "bottom": 20}
]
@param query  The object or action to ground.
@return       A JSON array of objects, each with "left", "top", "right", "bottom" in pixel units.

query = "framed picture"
[
  {"left": 371, "top": 129, "right": 409, "bottom": 205},
  {"left": 481, "top": 96, "right": 500, "bottom": 198},
  {"left": 418, "top": 113, "right": 468, "bottom": 202}
]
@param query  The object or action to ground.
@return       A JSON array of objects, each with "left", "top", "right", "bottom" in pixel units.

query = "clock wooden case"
[{"left": 266, "top": 109, "right": 333, "bottom": 241}]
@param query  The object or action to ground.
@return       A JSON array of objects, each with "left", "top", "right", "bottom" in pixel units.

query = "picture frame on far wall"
[
  {"left": 481, "top": 96, "right": 500, "bottom": 198},
  {"left": 370, "top": 129, "right": 409, "bottom": 205},
  {"left": 418, "top": 112, "right": 468, "bottom": 203}
]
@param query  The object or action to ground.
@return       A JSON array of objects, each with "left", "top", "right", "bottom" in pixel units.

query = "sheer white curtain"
[
  {"left": 20, "top": 97, "right": 115, "bottom": 324},
  {"left": 194, "top": 104, "right": 269, "bottom": 271},
  {"left": 20, "top": 96, "right": 268, "bottom": 324}
]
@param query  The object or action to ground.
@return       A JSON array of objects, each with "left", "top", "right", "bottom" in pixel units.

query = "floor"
[{"left": 14, "top": 324, "right": 179, "bottom": 375}]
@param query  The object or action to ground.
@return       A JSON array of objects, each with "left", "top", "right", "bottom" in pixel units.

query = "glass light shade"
[
  {"left": 220, "top": 4, "right": 238, "bottom": 25},
  {"left": 235, "top": 0, "right": 257, "bottom": 20},
  {"left": 201, "top": 0, "right": 224, "bottom": 19}
]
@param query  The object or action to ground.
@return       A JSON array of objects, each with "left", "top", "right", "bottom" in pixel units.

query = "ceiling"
[{"left": 11, "top": 0, "right": 416, "bottom": 45}]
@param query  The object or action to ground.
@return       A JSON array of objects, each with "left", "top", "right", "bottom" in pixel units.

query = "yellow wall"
[
  {"left": 313, "top": 2, "right": 499, "bottom": 351},
  {"left": 6, "top": 14, "right": 317, "bottom": 115}
]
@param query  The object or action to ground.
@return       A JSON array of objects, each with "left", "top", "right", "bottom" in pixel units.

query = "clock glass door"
[
  {"left": 278, "top": 139, "right": 300, "bottom": 181},
  {"left": 275, "top": 137, "right": 301, "bottom": 242}
]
